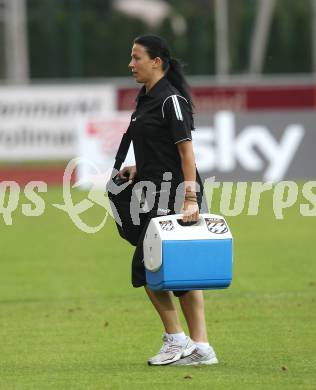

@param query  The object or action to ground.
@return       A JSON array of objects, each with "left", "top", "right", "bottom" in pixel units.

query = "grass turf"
[{"left": 0, "top": 184, "right": 315, "bottom": 389}]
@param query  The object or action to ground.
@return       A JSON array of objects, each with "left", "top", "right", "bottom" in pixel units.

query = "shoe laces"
[{"left": 159, "top": 334, "right": 185, "bottom": 354}]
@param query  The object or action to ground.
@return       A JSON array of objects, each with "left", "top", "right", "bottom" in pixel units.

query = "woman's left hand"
[{"left": 181, "top": 199, "right": 200, "bottom": 223}]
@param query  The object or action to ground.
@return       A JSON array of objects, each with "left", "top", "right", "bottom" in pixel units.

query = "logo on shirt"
[{"left": 157, "top": 207, "right": 171, "bottom": 215}]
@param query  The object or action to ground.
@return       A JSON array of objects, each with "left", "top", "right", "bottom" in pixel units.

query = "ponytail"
[{"left": 166, "top": 58, "right": 193, "bottom": 110}]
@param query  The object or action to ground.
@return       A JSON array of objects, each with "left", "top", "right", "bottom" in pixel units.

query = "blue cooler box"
[{"left": 143, "top": 213, "right": 233, "bottom": 291}]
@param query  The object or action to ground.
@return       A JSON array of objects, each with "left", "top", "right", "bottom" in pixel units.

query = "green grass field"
[{"left": 0, "top": 184, "right": 315, "bottom": 389}]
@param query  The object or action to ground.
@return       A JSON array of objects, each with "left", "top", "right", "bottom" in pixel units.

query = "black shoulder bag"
[{"left": 106, "top": 131, "right": 141, "bottom": 246}]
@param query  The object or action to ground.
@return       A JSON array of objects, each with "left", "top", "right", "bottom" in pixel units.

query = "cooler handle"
[{"left": 176, "top": 217, "right": 204, "bottom": 227}]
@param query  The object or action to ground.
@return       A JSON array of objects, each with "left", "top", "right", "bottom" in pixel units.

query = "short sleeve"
[{"left": 162, "top": 95, "right": 194, "bottom": 144}]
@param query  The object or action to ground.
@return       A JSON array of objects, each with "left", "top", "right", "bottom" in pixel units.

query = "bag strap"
[{"left": 113, "top": 131, "right": 132, "bottom": 171}]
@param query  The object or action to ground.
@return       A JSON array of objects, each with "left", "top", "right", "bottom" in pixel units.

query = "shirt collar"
[{"left": 136, "top": 76, "right": 170, "bottom": 101}]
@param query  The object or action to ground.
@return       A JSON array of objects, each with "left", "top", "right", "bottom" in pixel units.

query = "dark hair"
[{"left": 133, "top": 35, "right": 193, "bottom": 109}]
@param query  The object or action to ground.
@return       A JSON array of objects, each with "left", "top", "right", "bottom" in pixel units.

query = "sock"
[
  {"left": 194, "top": 341, "right": 212, "bottom": 352},
  {"left": 166, "top": 331, "right": 186, "bottom": 342}
]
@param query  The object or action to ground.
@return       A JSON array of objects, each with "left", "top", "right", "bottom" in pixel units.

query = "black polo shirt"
[{"left": 127, "top": 76, "right": 203, "bottom": 195}]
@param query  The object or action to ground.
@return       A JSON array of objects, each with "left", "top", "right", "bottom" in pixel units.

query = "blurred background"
[
  {"left": 1, "top": 4, "right": 315, "bottom": 388},
  {"left": 1, "top": 0, "right": 314, "bottom": 79},
  {"left": 0, "top": 0, "right": 315, "bottom": 183}
]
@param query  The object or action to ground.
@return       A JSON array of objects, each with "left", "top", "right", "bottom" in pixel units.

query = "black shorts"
[{"left": 131, "top": 190, "right": 205, "bottom": 298}]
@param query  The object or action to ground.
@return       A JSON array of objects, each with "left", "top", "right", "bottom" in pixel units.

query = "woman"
[{"left": 118, "top": 35, "right": 218, "bottom": 366}]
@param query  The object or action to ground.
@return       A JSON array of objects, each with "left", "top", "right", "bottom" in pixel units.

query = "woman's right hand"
[{"left": 118, "top": 165, "right": 137, "bottom": 183}]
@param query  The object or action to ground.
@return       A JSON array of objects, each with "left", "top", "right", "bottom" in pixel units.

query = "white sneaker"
[
  {"left": 148, "top": 334, "right": 196, "bottom": 366},
  {"left": 170, "top": 346, "right": 218, "bottom": 366}
]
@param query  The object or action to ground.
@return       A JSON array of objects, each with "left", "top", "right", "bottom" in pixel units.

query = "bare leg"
[
  {"left": 179, "top": 290, "right": 208, "bottom": 342},
  {"left": 145, "top": 286, "right": 183, "bottom": 334}
]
